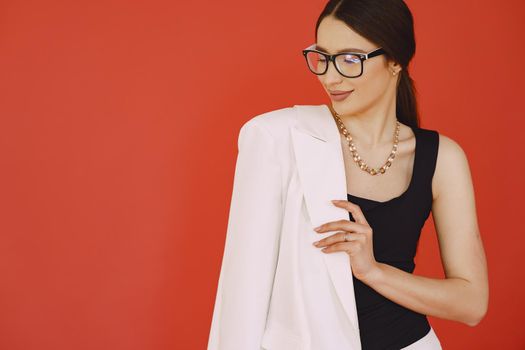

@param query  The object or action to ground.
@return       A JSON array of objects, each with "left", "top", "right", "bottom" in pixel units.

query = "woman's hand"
[{"left": 312, "top": 199, "right": 381, "bottom": 283}]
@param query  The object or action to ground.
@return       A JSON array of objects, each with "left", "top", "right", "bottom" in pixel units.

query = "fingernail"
[{"left": 314, "top": 226, "right": 321, "bottom": 231}]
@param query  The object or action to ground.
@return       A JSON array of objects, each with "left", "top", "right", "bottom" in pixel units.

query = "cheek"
[{"left": 353, "top": 70, "right": 390, "bottom": 101}]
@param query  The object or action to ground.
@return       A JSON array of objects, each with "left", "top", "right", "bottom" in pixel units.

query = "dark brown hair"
[{"left": 315, "top": 0, "right": 419, "bottom": 127}]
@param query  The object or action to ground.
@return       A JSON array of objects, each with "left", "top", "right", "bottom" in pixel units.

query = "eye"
[{"left": 344, "top": 55, "right": 361, "bottom": 64}]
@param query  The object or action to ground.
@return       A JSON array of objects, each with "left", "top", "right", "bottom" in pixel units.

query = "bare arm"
[{"left": 361, "top": 134, "right": 489, "bottom": 326}]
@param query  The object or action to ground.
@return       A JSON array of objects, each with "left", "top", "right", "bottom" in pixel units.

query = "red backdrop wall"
[{"left": 0, "top": 1, "right": 523, "bottom": 349}]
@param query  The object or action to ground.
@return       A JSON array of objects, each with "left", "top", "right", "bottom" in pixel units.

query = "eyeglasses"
[{"left": 302, "top": 44, "right": 386, "bottom": 78}]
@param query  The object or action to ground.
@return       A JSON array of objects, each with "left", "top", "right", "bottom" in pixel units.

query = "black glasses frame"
[{"left": 302, "top": 44, "right": 386, "bottom": 78}]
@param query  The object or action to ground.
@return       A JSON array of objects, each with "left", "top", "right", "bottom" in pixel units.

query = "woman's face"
[{"left": 315, "top": 16, "right": 400, "bottom": 116}]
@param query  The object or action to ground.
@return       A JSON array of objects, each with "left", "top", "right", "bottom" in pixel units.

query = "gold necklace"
[{"left": 332, "top": 111, "right": 400, "bottom": 176}]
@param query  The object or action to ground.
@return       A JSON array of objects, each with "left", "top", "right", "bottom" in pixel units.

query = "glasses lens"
[
  {"left": 305, "top": 51, "right": 327, "bottom": 74},
  {"left": 305, "top": 51, "right": 363, "bottom": 77},
  {"left": 335, "top": 54, "right": 362, "bottom": 77}
]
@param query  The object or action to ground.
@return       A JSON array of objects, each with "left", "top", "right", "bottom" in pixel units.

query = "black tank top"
[{"left": 347, "top": 125, "right": 439, "bottom": 350}]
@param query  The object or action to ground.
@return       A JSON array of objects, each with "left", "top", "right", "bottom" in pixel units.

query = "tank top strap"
[{"left": 411, "top": 127, "right": 440, "bottom": 193}]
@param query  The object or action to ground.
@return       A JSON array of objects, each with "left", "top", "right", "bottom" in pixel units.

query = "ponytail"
[{"left": 396, "top": 69, "right": 419, "bottom": 128}]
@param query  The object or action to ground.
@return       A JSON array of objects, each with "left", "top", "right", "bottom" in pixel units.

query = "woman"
[{"left": 208, "top": 1, "right": 489, "bottom": 349}]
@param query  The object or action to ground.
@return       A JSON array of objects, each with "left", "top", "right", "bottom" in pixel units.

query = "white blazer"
[{"left": 208, "top": 104, "right": 362, "bottom": 350}]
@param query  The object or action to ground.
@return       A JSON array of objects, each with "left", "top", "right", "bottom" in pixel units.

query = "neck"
[{"left": 328, "top": 100, "right": 398, "bottom": 149}]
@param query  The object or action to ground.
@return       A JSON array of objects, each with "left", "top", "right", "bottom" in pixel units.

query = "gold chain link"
[{"left": 331, "top": 110, "right": 400, "bottom": 176}]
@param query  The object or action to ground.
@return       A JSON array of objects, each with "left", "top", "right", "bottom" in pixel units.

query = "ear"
[{"left": 388, "top": 60, "right": 402, "bottom": 75}]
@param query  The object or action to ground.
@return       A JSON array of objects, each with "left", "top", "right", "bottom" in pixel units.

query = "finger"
[
  {"left": 321, "top": 241, "right": 356, "bottom": 254},
  {"left": 314, "top": 231, "right": 360, "bottom": 248},
  {"left": 314, "top": 219, "right": 360, "bottom": 234},
  {"left": 331, "top": 200, "right": 369, "bottom": 226}
]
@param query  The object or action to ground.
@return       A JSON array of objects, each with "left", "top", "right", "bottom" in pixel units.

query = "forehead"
[{"left": 316, "top": 16, "right": 375, "bottom": 54}]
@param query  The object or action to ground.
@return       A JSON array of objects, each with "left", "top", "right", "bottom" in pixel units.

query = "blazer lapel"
[{"left": 291, "top": 104, "right": 361, "bottom": 335}]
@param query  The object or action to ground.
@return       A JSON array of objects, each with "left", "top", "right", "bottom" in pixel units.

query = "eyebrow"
[{"left": 314, "top": 45, "right": 367, "bottom": 54}]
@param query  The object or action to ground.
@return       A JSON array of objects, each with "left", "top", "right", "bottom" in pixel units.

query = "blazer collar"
[
  {"left": 291, "top": 104, "right": 349, "bottom": 225},
  {"left": 291, "top": 104, "right": 361, "bottom": 339}
]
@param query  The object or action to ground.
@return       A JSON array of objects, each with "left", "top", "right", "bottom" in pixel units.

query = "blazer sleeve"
[{"left": 207, "top": 118, "right": 283, "bottom": 350}]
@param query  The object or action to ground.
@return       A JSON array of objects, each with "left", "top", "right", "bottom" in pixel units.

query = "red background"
[{"left": 0, "top": 1, "right": 523, "bottom": 349}]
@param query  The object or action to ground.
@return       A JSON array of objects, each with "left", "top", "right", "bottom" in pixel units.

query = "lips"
[
  {"left": 329, "top": 90, "right": 354, "bottom": 95},
  {"left": 328, "top": 89, "right": 353, "bottom": 102}
]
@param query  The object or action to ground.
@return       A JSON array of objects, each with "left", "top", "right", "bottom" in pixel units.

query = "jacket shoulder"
[
  {"left": 239, "top": 105, "right": 299, "bottom": 143},
  {"left": 240, "top": 104, "right": 327, "bottom": 140}
]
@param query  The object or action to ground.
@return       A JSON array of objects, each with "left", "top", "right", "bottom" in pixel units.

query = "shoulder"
[
  {"left": 240, "top": 104, "right": 326, "bottom": 143},
  {"left": 437, "top": 133, "right": 467, "bottom": 156},
  {"left": 435, "top": 132, "right": 470, "bottom": 173},
  {"left": 414, "top": 126, "right": 467, "bottom": 163},
  {"left": 235, "top": 105, "right": 298, "bottom": 153},
  {"left": 240, "top": 105, "right": 296, "bottom": 138},
  {"left": 431, "top": 131, "right": 472, "bottom": 201}
]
